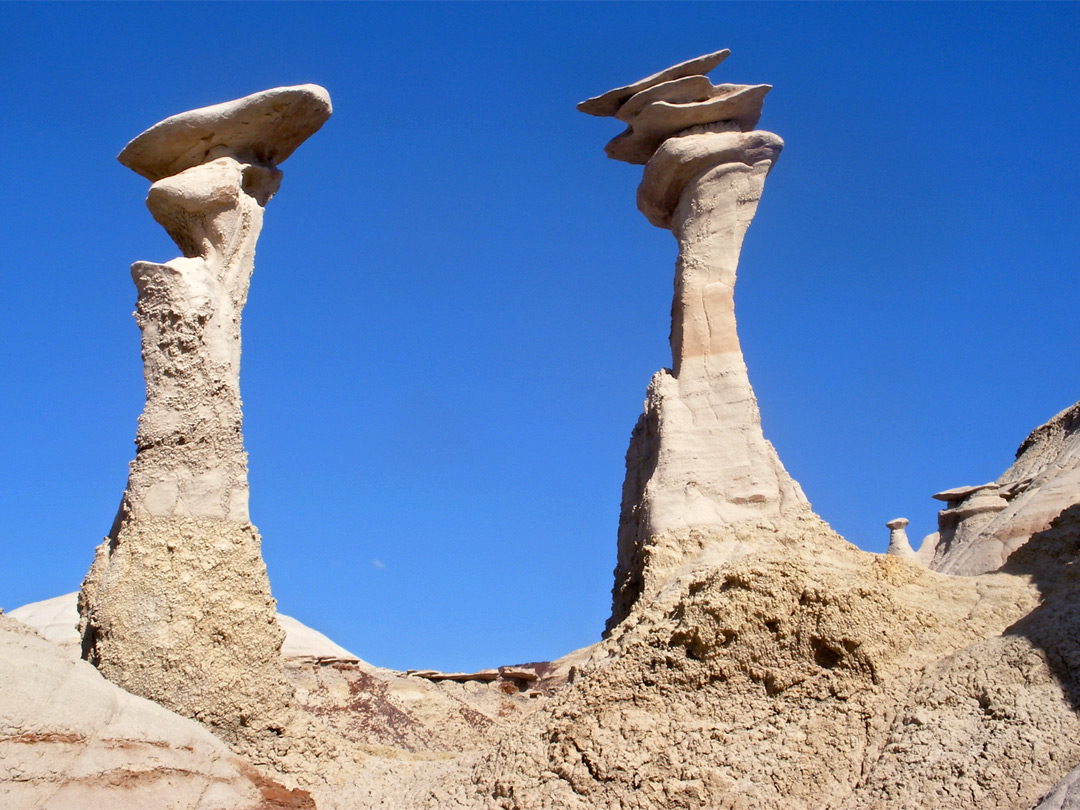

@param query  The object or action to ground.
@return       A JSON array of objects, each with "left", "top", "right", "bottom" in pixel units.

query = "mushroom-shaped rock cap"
[
  {"left": 886, "top": 518, "right": 910, "bottom": 530},
  {"left": 577, "top": 49, "right": 730, "bottom": 117},
  {"left": 118, "top": 84, "right": 332, "bottom": 182}
]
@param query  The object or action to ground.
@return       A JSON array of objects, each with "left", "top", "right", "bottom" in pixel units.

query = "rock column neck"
[
  {"left": 609, "top": 132, "right": 812, "bottom": 632},
  {"left": 669, "top": 158, "right": 769, "bottom": 380}
]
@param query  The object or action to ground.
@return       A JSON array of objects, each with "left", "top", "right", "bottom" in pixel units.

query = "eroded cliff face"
[
  {"left": 463, "top": 506, "right": 1080, "bottom": 810},
  {"left": 929, "top": 401, "right": 1080, "bottom": 576}
]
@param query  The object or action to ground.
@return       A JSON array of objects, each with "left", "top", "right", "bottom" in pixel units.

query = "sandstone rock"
[
  {"left": 930, "top": 400, "right": 1080, "bottom": 575},
  {"left": 1036, "top": 764, "right": 1080, "bottom": 810},
  {"left": 577, "top": 50, "right": 730, "bottom": 117},
  {"left": 637, "top": 129, "right": 784, "bottom": 229},
  {"left": 499, "top": 666, "right": 538, "bottom": 682},
  {"left": 885, "top": 517, "right": 917, "bottom": 560},
  {"left": 614, "top": 75, "right": 717, "bottom": 122},
  {"left": 465, "top": 514, "right": 1080, "bottom": 810},
  {"left": 0, "top": 614, "right": 312, "bottom": 810},
  {"left": 118, "top": 84, "right": 332, "bottom": 182},
  {"left": 10, "top": 593, "right": 360, "bottom": 663},
  {"left": 606, "top": 83, "right": 771, "bottom": 164},
  {"left": 580, "top": 62, "right": 812, "bottom": 632},
  {"left": 79, "top": 85, "right": 331, "bottom": 745}
]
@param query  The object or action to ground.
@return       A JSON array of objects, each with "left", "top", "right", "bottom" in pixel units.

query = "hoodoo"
[
  {"left": 579, "top": 52, "right": 815, "bottom": 630},
  {"left": 78, "top": 85, "right": 332, "bottom": 742}
]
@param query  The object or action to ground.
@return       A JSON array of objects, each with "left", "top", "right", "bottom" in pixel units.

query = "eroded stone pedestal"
[
  {"left": 78, "top": 85, "right": 331, "bottom": 743},
  {"left": 581, "top": 53, "right": 815, "bottom": 631}
]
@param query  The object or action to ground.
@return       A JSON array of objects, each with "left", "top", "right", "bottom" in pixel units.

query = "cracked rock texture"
[
  {"left": 79, "top": 86, "right": 331, "bottom": 743},
  {"left": 464, "top": 509, "right": 1080, "bottom": 810}
]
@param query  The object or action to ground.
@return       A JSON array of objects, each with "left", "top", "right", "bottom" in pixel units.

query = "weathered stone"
[
  {"left": 930, "top": 400, "right": 1080, "bottom": 575},
  {"left": 581, "top": 52, "right": 815, "bottom": 633},
  {"left": 605, "top": 83, "right": 771, "bottom": 164},
  {"left": 885, "top": 517, "right": 918, "bottom": 560},
  {"left": 577, "top": 49, "right": 730, "bottom": 117},
  {"left": 637, "top": 129, "right": 783, "bottom": 229},
  {"left": 78, "top": 86, "right": 331, "bottom": 745},
  {"left": 614, "top": 75, "right": 717, "bottom": 122},
  {"left": 118, "top": 84, "right": 332, "bottom": 182},
  {"left": 10, "top": 593, "right": 360, "bottom": 663},
  {"left": 499, "top": 666, "right": 538, "bottom": 682},
  {"left": 0, "top": 614, "right": 312, "bottom": 810}
]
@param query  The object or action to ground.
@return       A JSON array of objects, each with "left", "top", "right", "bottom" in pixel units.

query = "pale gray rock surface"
[
  {"left": 79, "top": 85, "right": 331, "bottom": 746},
  {"left": 1036, "top": 764, "right": 1080, "bottom": 810},
  {"left": 931, "top": 400, "right": 1080, "bottom": 575},
  {"left": 581, "top": 53, "right": 812, "bottom": 631},
  {"left": 885, "top": 517, "right": 917, "bottom": 560},
  {"left": 0, "top": 614, "right": 312, "bottom": 810}
]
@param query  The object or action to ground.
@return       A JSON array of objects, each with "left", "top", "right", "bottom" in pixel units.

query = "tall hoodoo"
[
  {"left": 580, "top": 52, "right": 814, "bottom": 631},
  {"left": 78, "top": 86, "right": 332, "bottom": 741}
]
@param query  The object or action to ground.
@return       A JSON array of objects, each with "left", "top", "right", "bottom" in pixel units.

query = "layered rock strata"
[
  {"left": 580, "top": 52, "right": 813, "bottom": 631},
  {"left": 78, "top": 86, "right": 332, "bottom": 743},
  {"left": 0, "top": 614, "right": 313, "bottom": 810},
  {"left": 929, "top": 400, "right": 1080, "bottom": 575}
]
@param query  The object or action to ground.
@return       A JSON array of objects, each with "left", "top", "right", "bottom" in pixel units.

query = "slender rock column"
[
  {"left": 580, "top": 53, "right": 813, "bottom": 631},
  {"left": 78, "top": 86, "right": 331, "bottom": 742}
]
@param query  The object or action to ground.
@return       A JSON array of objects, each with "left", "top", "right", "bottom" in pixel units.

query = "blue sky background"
[{"left": 1, "top": 3, "right": 1077, "bottom": 672}]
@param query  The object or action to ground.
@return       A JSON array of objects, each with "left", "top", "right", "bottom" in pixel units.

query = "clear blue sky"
[{"left": 2, "top": 3, "right": 1077, "bottom": 672}]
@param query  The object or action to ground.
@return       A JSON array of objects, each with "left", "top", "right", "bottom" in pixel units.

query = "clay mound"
[
  {"left": 463, "top": 513, "right": 1080, "bottom": 810},
  {"left": 0, "top": 613, "right": 312, "bottom": 810}
]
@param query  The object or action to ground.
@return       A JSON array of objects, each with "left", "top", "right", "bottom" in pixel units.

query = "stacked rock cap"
[
  {"left": 118, "top": 84, "right": 332, "bottom": 182},
  {"left": 578, "top": 50, "right": 771, "bottom": 165}
]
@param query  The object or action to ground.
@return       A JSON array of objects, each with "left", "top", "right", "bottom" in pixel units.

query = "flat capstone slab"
[
  {"left": 577, "top": 50, "right": 730, "bottom": 118},
  {"left": 118, "top": 84, "right": 332, "bottom": 182}
]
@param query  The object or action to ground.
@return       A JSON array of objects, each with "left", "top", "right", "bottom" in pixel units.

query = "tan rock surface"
[
  {"left": 577, "top": 50, "right": 730, "bottom": 117},
  {"left": 580, "top": 54, "right": 811, "bottom": 632},
  {"left": 118, "top": 84, "right": 332, "bottom": 182},
  {"left": 10, "top": 592, "right": 361, "bottom": 663},
  {"left": 465, "top": 513, "right": 1080, "bottom": 810},
  {"left": 606, "top": 84, "right": 771, "bottom": 164},
  {"left": 80, "top": 85, "right": 331, "bottom": 745},
  {"left": 0, "top": 614, "right": 312, "bottom": 810}
]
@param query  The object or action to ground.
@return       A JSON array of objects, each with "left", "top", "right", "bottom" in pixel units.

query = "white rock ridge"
[
  {"left": 580, "top": 51, "right": 813, "bottom": 631},
  {"left": 78, "top": 85, "right": 332, "bottom": 743}
]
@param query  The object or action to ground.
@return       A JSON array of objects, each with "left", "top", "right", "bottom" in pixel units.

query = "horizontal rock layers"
[
  {"left": 0, "top": 614, "right": 313, "bottom": 810},
  {"left": 581, "top": 52, "right": 813, "bottom": 631},
  {"left": 78, "top": 86, "right": 331, "bottom": 744},
  {"left": 929, "top": 399, "right": 1080, "bottom": 575}
]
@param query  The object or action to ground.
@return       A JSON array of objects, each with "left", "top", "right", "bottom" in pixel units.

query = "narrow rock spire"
[
  {"left": 580, "top": 53, "right": 814, "bottom": 632},
  {"left": 885, "top": 517, "right": 918, "bottom": 560},
  {"left": 78, "top": 86, "right": 331, "bottom": 743}
]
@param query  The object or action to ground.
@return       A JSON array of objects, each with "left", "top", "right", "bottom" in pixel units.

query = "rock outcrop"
[
  {"left": 466, "top": 507, "right": 1080, "bottom": 810},
  {"left": 929, "top": 400, "right": 1080, "bottom": 575},
  {"left": 12, "top": 52, "right": 1080, "bottom": 810},
  {"left": 0, "top": 613, "right": 313, "bottom": 810},
  {"left": 11, "top": 593, "right": 360, "bottom": 663},
  {"left": 78, "top": 86, "right": 332, "bottom": 744},
  {"left": 580, "top": 52, "right": 813, "bottom": 631}
]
